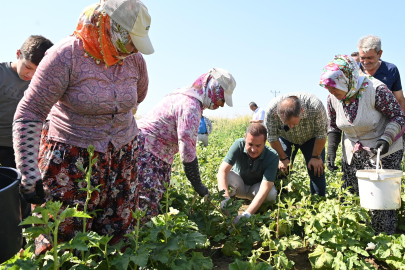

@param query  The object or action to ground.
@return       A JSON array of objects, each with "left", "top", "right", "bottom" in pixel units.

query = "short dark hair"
[
  {"left": 19, "top": 35, "right": 54, "bottom": 66},
  {"left": 249, "top": 102, "right": 258, "bottom": 107},
  {"left": 246, "top": 123, "right": 267, "bottom": 141},
  {"left": 277, "top": 96, "right": 301, "bottom": 122},
  {"left": 351, "top": 52, "right": 359, "bottom": 57}
]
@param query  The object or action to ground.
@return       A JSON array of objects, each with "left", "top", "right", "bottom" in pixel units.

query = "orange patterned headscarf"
[{"left": 73, "top": 3, "right": 135, "bottom": 67}]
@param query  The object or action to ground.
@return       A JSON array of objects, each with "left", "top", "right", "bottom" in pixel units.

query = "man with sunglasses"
[{"left": 265, "top": 93, "right": 328, "bottom": 196}]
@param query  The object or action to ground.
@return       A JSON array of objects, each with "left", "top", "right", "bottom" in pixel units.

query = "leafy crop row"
[{"left": 2, "top": 115, "right": 405, "bottom": 269}]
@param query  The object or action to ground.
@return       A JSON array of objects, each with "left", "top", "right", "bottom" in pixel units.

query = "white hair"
[{"left": 357, "top": 35, "right": 381, "bottom": 54}]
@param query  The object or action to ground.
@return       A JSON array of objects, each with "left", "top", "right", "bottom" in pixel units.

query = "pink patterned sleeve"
[
  {"left": 14, "top": 45, "right": 70, "bottom": 122},
  {"left": 134, "top": 53, "right": 149, "bottom": 104},
  {"left": 177, "top": 100, "right": 202, "bottom": 163}
]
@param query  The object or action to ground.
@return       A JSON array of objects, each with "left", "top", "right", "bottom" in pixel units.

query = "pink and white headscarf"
[
  {"left": 172, "top": 71, "right": 225, "bottom": 110},
  {"left": 320, "top": 54, "right": 368, "bottom": 103}
]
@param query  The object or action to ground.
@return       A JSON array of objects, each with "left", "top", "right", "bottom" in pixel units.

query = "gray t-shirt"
[{"left": 0, "top": 62, "right": 30, "bottom": 147}]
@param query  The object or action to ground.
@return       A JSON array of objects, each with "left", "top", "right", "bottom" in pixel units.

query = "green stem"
[
  {"left": 134, "top": 215, "right": 140, "bottom": 252},
  {"left": 276, "top": 180, "right": 283, "bottom": 239},
  {"left": 83, "top": 151, "right": 94, "bottom": 233},
  {"left": 105, "top": 244, "right": 110, "bottom": 270},
  {"left": 82, "top": 150, "right": 94, "bottom": 260},
  {"left": 53, "top": 221, "right": 60, "bottom": 270},
  {"left": 206, "top": 198, "right": 240, "bottom": 234}
]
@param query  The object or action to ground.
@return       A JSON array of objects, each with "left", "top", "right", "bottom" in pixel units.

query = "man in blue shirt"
[
  {"left": 197, "top": 115, "right": 212, "bottom": 146},
  {"left": 357, "top": 35, "right": 405, "bottom": 112},
  {"left": 217, "top": 124, "right": 279, "bottom": 224}
]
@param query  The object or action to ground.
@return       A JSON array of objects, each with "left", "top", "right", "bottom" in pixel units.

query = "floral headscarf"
[
  {"left": 319, "top": 54, "right": 368, "bottom": 104},
  {"left": 73, "top": 3, "right": 136, "bottom": 68},
  {"left": 172, "top": 73, "right": 225, "bottom": 110}
]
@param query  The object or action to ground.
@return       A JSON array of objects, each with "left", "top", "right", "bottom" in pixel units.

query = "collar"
[{"left": 254, "top": 107, "right": 260, "bottom": 113}]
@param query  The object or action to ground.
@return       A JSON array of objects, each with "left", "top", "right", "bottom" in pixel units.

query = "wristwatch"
[{"left": 311, "top": 155, "right": 321, "bottom": 159}]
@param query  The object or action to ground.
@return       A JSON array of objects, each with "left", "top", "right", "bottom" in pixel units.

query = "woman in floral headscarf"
[
  {"left": 136, "top": 68, "right": 236, "bottom": 223},
  {"left": 320, "top": 54, "right": 405, "bottom": 235},
  {"left": 13, "top": 0, "right": 153, "bottom": 254}
]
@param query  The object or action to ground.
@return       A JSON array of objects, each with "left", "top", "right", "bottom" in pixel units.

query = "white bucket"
[{"left": 356, "top": 169, "right": 403, "bottom": 210}]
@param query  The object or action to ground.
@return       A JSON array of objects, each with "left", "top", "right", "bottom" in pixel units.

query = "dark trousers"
[
  {"left": 0, "top": 146, "right": 17, "bottom": 168},
  {"left": 0, "top": 146, "right": 31, "bottom": 227},
  {"left": 279, "top": 137, "right": 326, "bottom": 196}
]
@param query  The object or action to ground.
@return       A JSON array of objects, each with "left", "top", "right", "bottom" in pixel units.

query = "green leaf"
[
  {"left": 24, "top": 226, "right": 49, "bottom": 237},
  {"left": 332, "top": 252, "right": 346, "bottom": 270},
  {"left": 380, "top": 248, "right": 391, "bottom": 258},
  {"left": 130, "top": 248, "right": 149, "bottom": 267},
  {"left": 390, "top": 243, "right": 403, "bottom": 258},
  {"left": 222, "top": 241, "right": 236, "bottom": 257},
  {"left": 255, "top": 262, "right": 273, "bottom": 270},
  {"left": 183, "top": 231, "right": 207, "bottom": 249},
  {"left": 309, "top": 245, "right": 334, "bottom": 269},
  {"left": 151, "top": 247, "right": 169, "bottom": 264},
  {"left": 19, "top": 216, "right": 46, "bottom": 225},
  {"left": 187, "top": 252, "right": 213, "bottom": 270},
  {"left": 110, "top": 250, "right": 130, "bottom": 270},
  {"left": 164, "top": 236, "right": 181, "bottom": 251},
  {"left": 229, "top": 259, "right": 250, "bottom": 270},
  {"left": 343, "top": 252, "right": 359, "bottom": 269},
  {"left": 396, "top": 234, "right": 405, "bottom": 248},
  {"left": 12, "top": 259, "right": 39, "bottom": 270},
  {"left": 349, "top": 246, "right": 369, "bottom": 257},
  {"left": 386, "top": 258, "right": 405, "bottom": 269},
  {"left": 58, "top": 236, "right": 89, "bottom": 251},
  {"left": 213, "top": 232, "right": 227, "bottom": 242},
  {"left": 275, "top": 251, "right": 294, "bottom": 270}
]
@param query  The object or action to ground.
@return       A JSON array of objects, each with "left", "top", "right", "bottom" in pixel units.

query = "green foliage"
[{"left": 5, "top": 116, "right": 405, "bottom": 269}]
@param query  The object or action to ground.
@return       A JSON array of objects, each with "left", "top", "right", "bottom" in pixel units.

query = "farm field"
[{"left": 3, "top": 115, "right": 405, "bottom": 269}]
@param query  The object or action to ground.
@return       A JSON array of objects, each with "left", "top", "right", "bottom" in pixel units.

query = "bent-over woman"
[
  {"left": 320, "top": 54, "right": 404, "bottom": 235},
  {"left": 136, "top": 68, "right": 236, "bottom": 223},
  {"left": 13, "top": 0, "right": 153, "bottom": 255}
]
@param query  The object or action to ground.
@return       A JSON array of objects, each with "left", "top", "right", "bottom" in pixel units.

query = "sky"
[{"left": 1, "top": 0, "right": 404, "bottom": 118}]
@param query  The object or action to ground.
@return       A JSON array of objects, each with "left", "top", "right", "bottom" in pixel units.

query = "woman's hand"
[{"left": 372, "top": 139, "right": 389, "bottom": 155}]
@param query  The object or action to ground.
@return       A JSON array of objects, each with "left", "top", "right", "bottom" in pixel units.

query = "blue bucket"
[{"left": 0, "top": 167, "right": 23, "bottom": 264}]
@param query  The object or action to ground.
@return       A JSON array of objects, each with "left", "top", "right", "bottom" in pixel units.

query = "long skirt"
[
  {"left": 341, "top": 147, "right": 403, "bottom": 235},
  {"left": 136, "top": 132, "right": 172, "bottom": 225},
  {"left": 34, "top": 123, "right": 139, "bottom": 255}
]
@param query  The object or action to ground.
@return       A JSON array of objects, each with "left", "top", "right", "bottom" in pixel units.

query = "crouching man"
[{"left": 217, "top": 124, "right": 279, "bottom": 224}]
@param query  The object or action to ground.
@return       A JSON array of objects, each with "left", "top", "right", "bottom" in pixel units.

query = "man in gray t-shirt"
[{"left": 0, "top": 36, "right": 53, "bottom": 168}]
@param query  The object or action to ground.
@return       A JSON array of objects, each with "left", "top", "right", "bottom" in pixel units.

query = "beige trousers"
[
  {"left": 197, "top": 134, "right": 209, "bottom": 146},
  {"left": 227, "top": 171, "right": 277, "bottom": 202}
]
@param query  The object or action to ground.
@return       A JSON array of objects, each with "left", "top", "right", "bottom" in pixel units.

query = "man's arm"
[
  {"left": 217, "top": 161, "right": 233, "bottom": 197},
  {"left": 245, "top": 180, "right": 274, "bottom": 214},
  {"left": 392, "top": 90, "right": 405, "bottom": 113},
  {"left": 249, "top": 119, "right": 264, "bottom": 123},
  {"left": 269, "top": 140, "right": 290, "bottom": 171}
]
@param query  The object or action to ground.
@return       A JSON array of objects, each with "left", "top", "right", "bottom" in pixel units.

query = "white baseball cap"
[
  {"left": 104, "top": 0, "right": 154, "bottom": 55},
  {"left": 210, "top": 68, "right": 236, "bottom": 107}
]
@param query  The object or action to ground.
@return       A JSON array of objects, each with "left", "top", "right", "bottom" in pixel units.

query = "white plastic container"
[{"left": 356, "top": 169, "right": 403, "bottom": 210}]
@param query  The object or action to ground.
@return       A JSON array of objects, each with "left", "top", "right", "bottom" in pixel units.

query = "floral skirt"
[
  {"left": 136, "top": 132, "right": 172, "bottom": 225},
  {"left": 341, "top": 147, "right": 403, "bottom": 235},
  {"left": 35, "top": 122, "right": 139, "bottom": 255}
]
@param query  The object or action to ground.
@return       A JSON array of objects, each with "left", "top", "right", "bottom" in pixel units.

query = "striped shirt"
[{"left": 265, "top": 92, "right": 328, "bottom": 145}]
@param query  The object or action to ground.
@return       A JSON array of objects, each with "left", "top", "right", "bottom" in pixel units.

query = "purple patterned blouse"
[
  {"left": 328, "top": 84, "right": 405, "bottom": 132},
  {"left": 138, "top": 94, "right": 203, "bottom": 164},
  {"left": 14, "top": 36, "right": 149, "bottom": 153}
]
